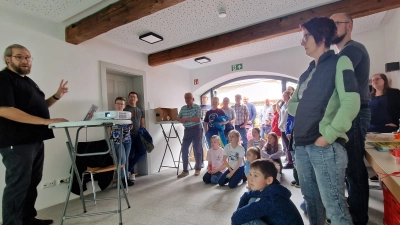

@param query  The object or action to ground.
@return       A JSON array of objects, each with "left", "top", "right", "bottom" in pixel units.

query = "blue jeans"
[
  {"left": 295, "top": 142, "right": 351, "bottom": 225},
  {"left": 260, "top": 124, "right": 271, "bottom": 139},
  {"left": 203, "top": 171, "right": 223, "bottom": 184},
  {"left": 205, "top": 129, "right": 218, "bottom": 151},
  {"left": 114, "top": 142, "right": 131, "bottom": 178},
  {"left": 345, "top": 108, "right": 370, "bottom": 225},
  {"left": 235, "top": 126, "right": 248, "bottom": 150},
  {"left": 129, "top": 134, "right": 146, "bottom": 174},
  {"left": 218, "top": 166, "right": 244, "bottom": 188}
]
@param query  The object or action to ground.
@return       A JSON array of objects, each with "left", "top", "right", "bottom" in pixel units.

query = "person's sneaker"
[
  {"left": 177, "top": 171, "right": 189, "bottom": 178},
  {"left": 295, "top": 183, "right": 300, "bottom": 188},
  {"left": 299, "top": 200, "right": 307, "bottom": 214},
  {"left": 194, "top": 170, "right": 201, "bottom": 176},
  {"left": 369, "top": 175, "right": 379, "bottom": 182},
  {"left": 283, "top": 163, "right": 294, "bottom": 169},
  {"left": 326, "top": 219, "right": 331, "bottom": 225},
  {"left": 30, "top": 218, "right": 54, "bottom": 225},
  {"left": 242, "top": 175, "right": 248, "bottom": 182},
  {"left": 201, "top": 162, "right": 204, "bottom": 168},
  {"left": 291, "top": 180, "right": 296, "bottom": 186},
  {"left": 129, "top": 173, "right": 136, "bottom": 181},
  {"left": 122, "top": 179, "right": 134, "bottom": 187}
]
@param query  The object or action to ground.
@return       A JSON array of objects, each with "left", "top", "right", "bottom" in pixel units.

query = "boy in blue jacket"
[{"left": 231, "top": 159, "right": 303, "bottom": 225}]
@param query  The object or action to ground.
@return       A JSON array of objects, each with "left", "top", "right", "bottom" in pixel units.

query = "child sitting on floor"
[
  {"left": 244, "top": 147, "right": 261, "bottom": 189},
  {"left": 218, "top": 130, "right": 245, "bottom": 188},
  {"left": 248, "top": 128, "right": 267, "bottom": 148},
  {"left": 231, "top": 159, "right": 304, "bottom": 225},
  {"left": 261, "top": 132, "right": 283, "bottom": 173},
  {"left": 203, "top": 135, "right": 227, "bottom": 184}
]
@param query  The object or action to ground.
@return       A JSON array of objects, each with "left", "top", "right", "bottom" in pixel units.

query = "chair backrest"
[{"left": 76, "top": 140, "right": 114, "bottom": 168}]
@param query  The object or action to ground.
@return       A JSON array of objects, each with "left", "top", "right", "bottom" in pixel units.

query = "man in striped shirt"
[
  {"left": 177, "top": 93, "right": 203, "bottom": 178},
  {"left": 231, "top": 94, "right": 249, "bottom": 150}
]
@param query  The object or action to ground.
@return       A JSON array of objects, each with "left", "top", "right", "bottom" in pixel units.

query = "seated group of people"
[{"left": 206, "top": 131, "right": 303, "bottom": 225}]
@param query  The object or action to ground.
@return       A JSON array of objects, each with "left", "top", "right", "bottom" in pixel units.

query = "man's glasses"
[
  {"left": 334, "top": 21, "right": 351, "bottom": 26},
  {"left": 12, "top": 55, "right": 33, "bottom": 61}
]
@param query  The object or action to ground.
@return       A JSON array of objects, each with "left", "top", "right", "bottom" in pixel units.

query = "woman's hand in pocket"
[{"left": 314, "top": 136, "right": 329, "bottom": 147}]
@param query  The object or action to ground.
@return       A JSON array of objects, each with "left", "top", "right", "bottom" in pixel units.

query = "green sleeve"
[
  {"left": 320, "top": 56, "right": 360, "bottom": 144},
  {"left": 288, "top": 87, "right": 300, "bottom": 116}
]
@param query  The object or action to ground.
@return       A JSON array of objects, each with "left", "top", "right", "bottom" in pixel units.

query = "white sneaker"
[{"left": 129, "top": 173, "right": 136, "bottom": 181}]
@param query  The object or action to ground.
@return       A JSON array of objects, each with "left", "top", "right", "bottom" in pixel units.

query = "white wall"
[
  {"left": 384, "top": 9, "right": 400, "bottom": 88},
  {"left": 0, "top": 13, "right": 191, "bottom": 221},
  {"left": 190, "top": 27, "right": 388, "bottom": 98}
]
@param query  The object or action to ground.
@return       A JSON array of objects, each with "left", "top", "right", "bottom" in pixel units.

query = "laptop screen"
[{"left": 83, "top": 104, "right": 99, "bottom": 121}]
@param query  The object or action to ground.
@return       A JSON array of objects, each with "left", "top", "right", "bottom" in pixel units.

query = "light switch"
[{"left": 148, "top": 102, "right": 155, "bottom": 109}]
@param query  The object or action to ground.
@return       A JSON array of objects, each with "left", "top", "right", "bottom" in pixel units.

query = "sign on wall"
[{"left": 232, "top": 63, "right": 243, "bottom": 71}]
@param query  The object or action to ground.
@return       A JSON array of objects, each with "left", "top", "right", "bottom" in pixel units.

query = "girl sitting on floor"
[
  {"left": 244, "top": 147, "right": 261, "bottom": 189},
  {"left": 261, "top": 132, "right": 283, "bottom": 174},
  {"left": 218, "top": 130, "right": 246, "bottom": 188},
  {"left": 203, "top": 135, "right": 227, "bottom": 184}
]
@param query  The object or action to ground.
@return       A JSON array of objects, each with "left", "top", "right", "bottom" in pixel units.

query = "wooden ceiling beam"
[
  {"left": 148, "top": 0, "right": 400, "bottom": 66},
  {"left": 65, "top": 0, "right": 184, "bottom": 45}
]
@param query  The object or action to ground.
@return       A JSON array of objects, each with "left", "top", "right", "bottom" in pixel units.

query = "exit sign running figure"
[{"left": 232, "top": 63, "right": 243, "bottom": 71}]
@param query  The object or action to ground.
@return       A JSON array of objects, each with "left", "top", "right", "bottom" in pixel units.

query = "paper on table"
[{"left": 366, "top": 133, "right": 400, "bottom": 142}]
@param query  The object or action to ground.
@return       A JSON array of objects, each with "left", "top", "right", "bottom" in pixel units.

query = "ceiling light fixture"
[
  {"left": 194, "top": 56, "right": 211, "bottom": 64},
  {"left": 218, "top": 10, "right": 227, "bottom": 18},
  {"left": 139, "top": 32, "right": 163, "bottom": 44}
]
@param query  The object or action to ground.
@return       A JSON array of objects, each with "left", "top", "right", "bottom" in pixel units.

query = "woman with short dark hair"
[
  {"left": 288, "top": 17, "right": 360, "bottom": 224},
  {"left": 368, "top": 73, "right": 400, "bottom": 133}
]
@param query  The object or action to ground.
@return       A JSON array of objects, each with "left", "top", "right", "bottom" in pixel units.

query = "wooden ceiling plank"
[
  {"left": 65, "top": 0, "right": 185, "bottom": 45},
  {"left": 148, "top": 0, "right": 400, "bottom": 66}
]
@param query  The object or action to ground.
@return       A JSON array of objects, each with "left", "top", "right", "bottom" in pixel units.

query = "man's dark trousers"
[
  {"left": 0, "top": 141, "right": 44, "bottom": 225},
  {"left": 345, "top": 108, "right": 371, "bottom": 225}
]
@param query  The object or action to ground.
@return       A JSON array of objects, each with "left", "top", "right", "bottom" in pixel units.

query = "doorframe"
[{"left": 99, "top": 61, "right": 150, "bottom": 175}]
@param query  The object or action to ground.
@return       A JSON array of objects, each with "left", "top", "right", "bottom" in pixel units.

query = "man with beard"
[
  {"left": 0, "top": 44, "right": 68, "bottom": 225},
  {"left": 331, "top": 13, "right": 371, "bottom": 225}
]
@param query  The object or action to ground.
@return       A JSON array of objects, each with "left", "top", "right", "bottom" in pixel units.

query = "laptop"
[{"left": 83, "top": 104, "right": 99, "bottom": 121}]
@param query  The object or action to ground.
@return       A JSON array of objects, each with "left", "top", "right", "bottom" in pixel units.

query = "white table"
[
  {"left": 365, "top": 144, "right": 400, "bottom": 202},
  {"left": 49, "top": 120, "right": 132, "bottom": 225}
]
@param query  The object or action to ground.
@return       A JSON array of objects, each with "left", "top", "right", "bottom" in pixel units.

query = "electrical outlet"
[
  {"left": 58, "top": 177, "right": 70, "bottom": 185},
  {"left": 42, "top": 180, "right": 56, "bottom": 189}
]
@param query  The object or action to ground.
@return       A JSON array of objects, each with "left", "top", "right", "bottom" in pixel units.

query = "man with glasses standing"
[
  {"left": 0, "top": 44, "right": 68, "bottom": 225},
  {"left": 124, "top": 92, "right": 146, "bottom": 182},
  {"left": 331, "top": 13, "right": 371, "bottom": 225}
]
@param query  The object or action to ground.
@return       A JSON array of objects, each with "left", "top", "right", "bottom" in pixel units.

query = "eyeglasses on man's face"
[
  {"left": 334, "top": 21, "right": 351, "bottom": 26},
  {"left": 11, "top": 55, "right": 33, "bottom": 62}
]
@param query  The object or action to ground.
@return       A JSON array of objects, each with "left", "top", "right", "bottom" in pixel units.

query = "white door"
[{"left": 106, "top": 73, "right": 134, "bottom": 110}]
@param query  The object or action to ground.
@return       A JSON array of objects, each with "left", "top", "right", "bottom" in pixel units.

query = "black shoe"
[
  {"left": 123, "top": 179, "right": 135, "bottom": 187},
  {"left": 242, "top": 175, "right": 247, "bottom": 182},
  {"left": 30, "top": 219, "right": 54, "bottom": 225},
  {"left": 283, "top": 163, "right": 294, "bottom": 169},
  {"left": 291, "top": 180, "right": 296, "bottom": 186},
  {"left": 201, "top": 162, "right": 204, "bottom": 168},
  {"left": 369, "top": 175, "right": 379, "bottom": 182}
]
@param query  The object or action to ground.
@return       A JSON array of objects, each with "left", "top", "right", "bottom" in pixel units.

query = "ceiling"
[{"left": 0, "top": 0, "right": 391, "bottom": 69}]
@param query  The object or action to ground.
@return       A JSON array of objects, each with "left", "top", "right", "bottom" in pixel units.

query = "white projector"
[{"left": 94, "top": 111, "right": 132, "bottom": 120}]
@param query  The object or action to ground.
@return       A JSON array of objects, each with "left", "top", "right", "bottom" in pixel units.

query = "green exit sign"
[{"left": 232, "top": 63, "right": 243, "bottom": 71}]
